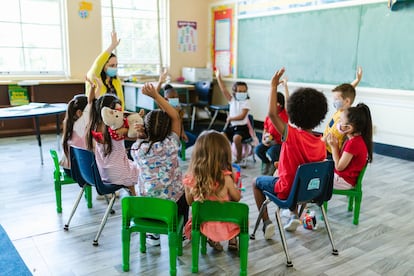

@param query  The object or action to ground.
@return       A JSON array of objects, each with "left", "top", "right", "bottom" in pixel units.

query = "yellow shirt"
[
  {"left": 86, "top": 51, "right": 125, "bottom": 110},
  {"left": 323, "top": 110, "right": 346, "bottom": 153}
]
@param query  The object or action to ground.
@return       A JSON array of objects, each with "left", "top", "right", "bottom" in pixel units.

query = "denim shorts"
[{"left": 255, "top": 175, "right": 279, "bottom": 194}]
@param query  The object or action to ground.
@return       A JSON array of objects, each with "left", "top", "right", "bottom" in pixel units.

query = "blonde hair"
[{"left": 188, "top": 130, "right": 233, "bottom": 201}]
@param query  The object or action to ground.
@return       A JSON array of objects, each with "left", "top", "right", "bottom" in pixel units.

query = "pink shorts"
[{"left": 333, "top": 173, "right": 354, "bottom": 190}]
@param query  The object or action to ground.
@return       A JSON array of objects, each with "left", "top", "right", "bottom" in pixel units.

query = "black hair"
[
  {"left": 287, "top": 87, "right": 327, "bottom": 130},
  {"left": 62, "top": 94, "right": 88, "bottom": 157},
  {"left": 332, "top": 83, "right": 356, "bottom": 103},
  {"left": 277, "top": 92, "right": 285, "bottom": 109},
  {"left": 86, "top": 94, "right": 122, "bottom": 156},
  {"left": 163, "top": 83, "right": 176, "bottom": 97},
  {"left": 101, "top": 53, "right": 117, "bottom": 94},
  {"left": 231, "top": 81, "right": 248, "bottom": 92},
  {"left": 137, "top": 110, "right": 172, "bottom": 155},
  {"left": 346, "top": 103, "right": 373, "bottom": 163}
]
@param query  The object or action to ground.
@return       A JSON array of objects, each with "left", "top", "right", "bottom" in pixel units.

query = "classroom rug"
[{"left": 0, "top": 225, "right": 32, "bottom": 276}]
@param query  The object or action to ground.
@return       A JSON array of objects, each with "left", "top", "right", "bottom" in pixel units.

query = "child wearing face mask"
[
  {"left": 215, "top": 69, "right": 252, "bottom": 164},
  {"left": 326, "top": 103, "right": 373, "bottom": 189},
  {"left": 322, "top": 66, "right": 363, "bottom": 157},
  {"left": 163, "top": 83, "right": 196, "bottom": 149},
  {"left": 86, "top": 31, "right": 125, "bottom": 110}
]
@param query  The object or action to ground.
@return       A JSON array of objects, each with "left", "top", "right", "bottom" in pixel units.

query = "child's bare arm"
[
  {"left": 155, "top": 69, "right": 168, "bottom": 93},
  {"left": 351, "top": 66, "right": 363, "bottom": 88},
  {"left": 281, "top": 76, "right": 289, "bottom": 101},
  {"left": 85, "top": 75, "right": 102, "bottom": 104},
  {"left": 141, "top": 83, "right": 181, "bottom": 136},
  {"left": 226, "top": 108, "right": 249, "bottom": 124},
  {"left": 215, "top": 69, "right": 232, "bottom": 102},
  {"left": 269, "top": 68, "right": 287, "bottom": 135},
  {"left": 225, "top": 175, "right": 241, "bottom": 202}
]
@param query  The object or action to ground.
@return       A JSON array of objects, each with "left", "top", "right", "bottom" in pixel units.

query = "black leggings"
[{"left": 177, "top": 194, "right": 189, "bottom": 227}]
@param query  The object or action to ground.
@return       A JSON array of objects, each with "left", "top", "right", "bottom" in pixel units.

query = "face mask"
[
  {"left": 106, "top": 67, "right": 117, "bottom": 77},
  {"left": 235, "top": 92, "right": 247, "bottom": 101},
  {"left": 333, "top": 99, "right": 344, "bottom": 110},
  {"left": 336, "top": 122, "right": 349, "bottom": 134},
  {"left": 168, "top": 98, "right": 179, "bottom": 107}
]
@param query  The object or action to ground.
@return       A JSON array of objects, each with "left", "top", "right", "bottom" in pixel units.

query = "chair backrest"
[
  {"left": 50, "top": 149, "right": 61, "bottom": 179},
  {"left": 286, "top": 160, "right": 334, "bottom": 208},
  {"left": 122, "top": 196, "right": 179, "bottom": 232},
  {"left": 195, "top": 81, "right": 212, "bottom": 105},
  {"left": 191, "top": 201, "right": 249, "bottom": 234},
  {"left": 354, "top": 164, "right": 367, "bottom": 192},
  {"left": 70, "top": 146, "right": 123, "bottom": 194}
]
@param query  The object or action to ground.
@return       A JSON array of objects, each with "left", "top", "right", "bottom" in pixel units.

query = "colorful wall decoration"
[{"left": 177, "top": 21, "right": 197, "bottom": 52}]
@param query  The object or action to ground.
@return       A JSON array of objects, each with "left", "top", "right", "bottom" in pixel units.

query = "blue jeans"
[
  {"left": 255, "top": 143, "right": 282, "bottom": 163},
  {"left": 255, "top": 175, "right": 279, "bottom": 195}
]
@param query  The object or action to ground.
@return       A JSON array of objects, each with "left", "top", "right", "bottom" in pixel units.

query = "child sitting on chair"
[
  {"left": 326, "top": 103, "right": 373, "bottom": 190},
  {"left": 184, "top": 130, "right": 241, "bottom": 251},
  {"left": 252, "top": 67, "right": 328, "bottom": 238},
  {"left": 215, "top": 69, "right": 251, "bottom": 164}
]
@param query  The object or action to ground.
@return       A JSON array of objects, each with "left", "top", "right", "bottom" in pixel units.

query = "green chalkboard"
[{"left": 237, "top": 2, "right": 414, "bottom": 90}]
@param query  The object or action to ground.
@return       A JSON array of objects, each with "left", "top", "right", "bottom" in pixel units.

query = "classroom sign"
[{"left": 177, "top": 21, "right": 197, "bottom": 52}]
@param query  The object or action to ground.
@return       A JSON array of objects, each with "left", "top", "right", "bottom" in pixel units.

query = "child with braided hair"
[{"left": 130, "top": 81, "right": 188, "bottom": 246}]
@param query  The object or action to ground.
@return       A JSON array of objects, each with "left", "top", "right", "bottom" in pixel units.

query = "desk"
[
  {"left": 0, "top": 103, "right": 67, "bottom": 165},
  {"left": 123, "top": 82, "right": 195, "bottom": 111}
]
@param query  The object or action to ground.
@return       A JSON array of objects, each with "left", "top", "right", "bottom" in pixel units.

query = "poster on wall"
[
  {"left": 177, "top": 21, "right": 197, "bottom": 52},
  {"left": 212, "top": 5, "right": 235, "bottom": 77}
]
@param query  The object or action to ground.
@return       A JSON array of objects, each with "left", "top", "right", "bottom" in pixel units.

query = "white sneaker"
[
  {"left": 146, "top": 234, "right": 160, "bottom": 246},
  {"left": 284, "top": 215, "right": 300, "bottom": 232},
  {"left": 263, "top": 221, "right": 275, "bottom": 240}
]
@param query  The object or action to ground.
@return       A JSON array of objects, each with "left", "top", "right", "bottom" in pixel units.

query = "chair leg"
[
  {"left": 191, "top": 106, "right": 196, "bottom": 131},
  {"left": 250, "top": 199, "right": 271, "bottom": 240},
  {"left": 122, "top": 229, "right": 131, "bottom": 272},
  {"left": 274, "top": 207, "right": 293, "bottom": 267},
  {"left": 55, "top": 182, "right": 62, "bottom": 213},
  {"left": 180, "top": 140, "right": 186, "bottom": 161},
  {"left": 168, "top": 232, "right": 177, "bottom": 276},
  {"left": 191, "top": 229, "right": 201, "bottom": 273},
  {"left": 93, "top": 194, "right": 116, "bottom": 246},
  {"left": 64, "top": 186, "right": 86, "bottom": 230},
  {"left": 140, "top": 232, "right": 147, "bottom": 253},
  {"left": 208, "top": 110, "right": 219, "bottom": 129},
  {"left": 353, "top": 196, "right": 361, "bottom": 225},
  {"left": 348, "top": 196, "right": 354, "bottom": 211},
  {"left": 319, "top": 205, "right": 339, "bottom": 255},
  {"left": 239, "top": 233, "right": 249, "bottom": 276},
  {"left": 85, "top": 185, "right": 93, "bottom": 208}
]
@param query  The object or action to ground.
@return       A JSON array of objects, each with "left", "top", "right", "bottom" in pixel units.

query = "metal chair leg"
[
  {"left": 250, "top": 199, "right": 271, "bottom": 240},
  {"left": 320, "top": 206, "right": 339, "bottom": 255},
  {"left": 93, "top": 193, "right": 116, "bottom": 246},
  {"left": 208, "top": 110, "right": 219, "bottom": 129},
  {"left": 64, "top": 186, "right": 86, "bottom": 230},
  {"left": 274, "top": 207, "right": 293, "bottom": 267},
  {"left": 191, "top": 106, "right": 196, "bottom": 130}
]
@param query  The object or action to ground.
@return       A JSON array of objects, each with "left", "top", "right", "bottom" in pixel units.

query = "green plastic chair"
[
  {"left": 191, "top": 200, "right": 249, "bottom": 276},
  {"left": 50, "top": 149, "right": 92, "bottom": 213},
  {"left": 324, "top": 164, "right": 367, "bottom": 225},
  {"left": 121, "top": 196, "right": 184, "bottom": 276}
]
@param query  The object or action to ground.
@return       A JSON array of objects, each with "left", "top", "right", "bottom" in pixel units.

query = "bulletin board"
[{"left": 211, "top": 4, "right": 235, "bottom": 77}]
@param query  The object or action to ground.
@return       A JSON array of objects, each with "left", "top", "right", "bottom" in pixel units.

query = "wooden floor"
[{"left": 1, "top": 133, "right": 414, "bottom": 276}]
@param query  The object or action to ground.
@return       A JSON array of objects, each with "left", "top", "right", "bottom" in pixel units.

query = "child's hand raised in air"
[
  {"left": 356, "top": 66, "right": 363, "bottom": 82},
  {"left": 215, "top": 68, "right": 221, "bottom": 79},
  {"left": 271, "top": 67, "right": 285, "bottom": 88},
  {"left": 141, "top": 83, "right": 158, "bottom": 98}
]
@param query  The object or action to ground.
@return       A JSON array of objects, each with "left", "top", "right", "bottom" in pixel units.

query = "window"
[
  {"left": 101, "top": 0, "right": 168, "bottom": 77},
  {"left": 0, "top": 0, "right": 67, "bottom": 77}
]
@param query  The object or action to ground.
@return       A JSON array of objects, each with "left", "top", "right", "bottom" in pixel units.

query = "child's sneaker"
[
  {"left": 262, "top": 220, "right": 275, "bottom": 240},
  {"left": 207, "top": 239, "right": 223, "bottom": 251},
  {"left": 146, "top": 234, "right": 160, "bottom": 246},
  {"left": 284, "top": 215, "right": 300, "bottom": 232}
]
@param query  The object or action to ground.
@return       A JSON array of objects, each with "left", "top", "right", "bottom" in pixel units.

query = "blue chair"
[
  {"left": 208, "top": 104, "right": 229, "bottom": 129},
  {"left": 64, "top": 146, "right": 127, "bottom": 246},
  {"left": 188, "top": 81, "right": 213, "bottom": 130},
  {"left": 250, "top": 160, "right": 338, "bottom": 267}
]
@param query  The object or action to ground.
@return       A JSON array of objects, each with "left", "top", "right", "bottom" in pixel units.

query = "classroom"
[{"left": 0, "top": 0, "right": 414, "bottom": 275}]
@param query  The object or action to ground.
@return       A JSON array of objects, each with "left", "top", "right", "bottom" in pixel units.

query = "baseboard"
[{"left": 374, "top": 142, "right": 414, "bottom": 161}]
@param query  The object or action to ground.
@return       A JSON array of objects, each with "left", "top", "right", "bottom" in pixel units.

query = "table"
[
  {"left": 123, "top": 82, "right": 195, "bottom": 111},
  {"left": 0, "top": 103, "right": 67, "bottom": 165}
]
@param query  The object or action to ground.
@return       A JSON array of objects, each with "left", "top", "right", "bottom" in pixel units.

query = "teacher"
[{"left": 86, "top": 31, "right": 125, "bottom": 110}]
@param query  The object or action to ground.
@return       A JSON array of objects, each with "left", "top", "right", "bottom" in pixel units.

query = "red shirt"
[
  {"left": 275, "top": 125, "right": 327, "bottom": 199},
  {"left": 335, "top": 135, "right": 367, "bottom": 185},
  {"left": 264, "top": 109, "right": 288, "bottom": 144}
]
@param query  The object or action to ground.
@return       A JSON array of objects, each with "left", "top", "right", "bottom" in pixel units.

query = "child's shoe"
[
  {"left": 284, "top": 215, "right": 300, "bottom": 232},
  {"left": 207, "top": 239, "right": 223, "bottom": 251},
  {"left": 146, "top": 233, "right": 161, "bottom": 246},
  {"left": 228, "top": 237, "right": 238, "bottom": 251},
  {"left": 262, "top": 220, "right": 275, "bottom": 240}
]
